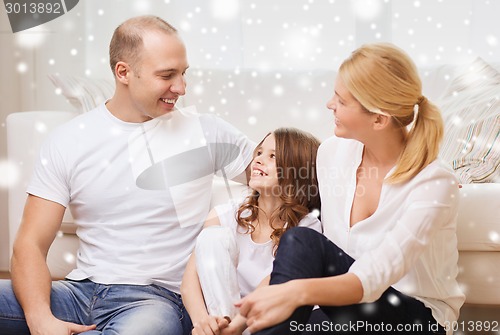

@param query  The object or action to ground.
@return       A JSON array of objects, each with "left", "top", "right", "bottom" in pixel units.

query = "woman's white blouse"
[{"left": 317, "top": 135, "right": 465, "bottom": 327}]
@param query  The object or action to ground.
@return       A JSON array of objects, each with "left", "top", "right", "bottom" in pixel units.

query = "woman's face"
[
  {"left": 249, "top": 133, "right": 280, "bottom": 196},
  {"left": 326, "top": 78, "right": 375, "bottom": 140}
]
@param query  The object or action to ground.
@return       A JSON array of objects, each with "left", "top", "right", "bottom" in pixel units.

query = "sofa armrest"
[{"left": 457, "top": 183, "right": 500, "bottom": 251}]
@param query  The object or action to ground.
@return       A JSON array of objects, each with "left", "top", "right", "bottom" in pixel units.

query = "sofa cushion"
[
  {"left": 48, "top": 73, "right": 115, "bottom": 113},
  {"left": 439, "top": 57, "right": 500, "bottom": 183}
]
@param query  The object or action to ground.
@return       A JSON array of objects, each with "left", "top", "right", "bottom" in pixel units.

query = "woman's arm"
[
  {"left": 349, "top": 170, "right": 459, "bottom": 303},
  {"left": 237, "top": 272, "right": 363, "bottom": 333}
]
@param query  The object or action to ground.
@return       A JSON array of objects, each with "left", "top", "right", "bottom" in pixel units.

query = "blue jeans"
[
  {"left": 255, "top": 227, "right": 445, "bottom": 335},
  {"left": 0, "top": 279, "right": 192, "bottom": 335}
]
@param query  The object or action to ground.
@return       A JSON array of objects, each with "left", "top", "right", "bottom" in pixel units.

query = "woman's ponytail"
[{"left": 386, "top": 96, "right": 444, "bottom": 183}]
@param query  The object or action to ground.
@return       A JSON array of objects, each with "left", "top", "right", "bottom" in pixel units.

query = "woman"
[
  {"left": 181, "top": 128, "right": 323, "bottom": 335},
  {"left": 236, "top": 43, "right": 465, "bottom": 335}
]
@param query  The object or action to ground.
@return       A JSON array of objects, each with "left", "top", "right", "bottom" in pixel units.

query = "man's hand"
[{"left": 28, "top": 315, "right": 96, "bottom": 335}]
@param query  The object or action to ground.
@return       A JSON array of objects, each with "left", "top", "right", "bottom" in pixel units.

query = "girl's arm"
[
  {"left": 221, "top": 274, "right": 271, "bottom": 334},
  {"left": 221, "top": 314, "right": 248, "bottom": 335},
  {"left": 181, "top": 209, "right": 229, "bottom": 334},
  {"left": 257, "top": 275, "right": 270, "bottom": 288}
]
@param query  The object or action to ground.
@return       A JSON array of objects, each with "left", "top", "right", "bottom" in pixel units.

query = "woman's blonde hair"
[
  {"left": 236, "top": 127, "right": 321, "bottom": 253},
  {"left": 109, "top": 15, "right": 177, "bottom": 75},
  {"left": 338, "top": 42, "right": 443, "bottom": 183}
]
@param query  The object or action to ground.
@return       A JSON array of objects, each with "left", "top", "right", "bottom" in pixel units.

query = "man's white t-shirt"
[{"left": 27, "top": 103, "right": 254, "bottom": 293}]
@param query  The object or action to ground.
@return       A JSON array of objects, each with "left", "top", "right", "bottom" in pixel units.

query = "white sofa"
[{"left": 6, "top": 60, "right": 500, "bottom": 307}]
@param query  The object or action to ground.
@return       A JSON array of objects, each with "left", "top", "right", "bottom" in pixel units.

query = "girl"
[{"left": 181, "top": 127, "right": 322, "bottom": 335}]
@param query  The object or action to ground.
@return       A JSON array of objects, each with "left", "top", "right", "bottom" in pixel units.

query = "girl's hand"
[
  {"left": 191, "top": 315, "right": 230, "bottom": 335},
  {"left": 220, "top": 324, "right": 244, "bottom": 335},
  {"left": 236, "top": 282, "right": 300, "bottom": 333},
  {"left": 220, "top": 313, "right": 248, "bottom": 335}
]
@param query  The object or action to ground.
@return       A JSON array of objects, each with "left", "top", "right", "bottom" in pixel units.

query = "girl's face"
[
  {"left": 249, "top": 133, "right": 279, "bottom": 195},
  {"left": 326, "top": 78, "right": 375, "bottom": 140}
]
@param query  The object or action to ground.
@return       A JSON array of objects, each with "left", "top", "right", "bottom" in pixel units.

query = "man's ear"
[
  {"left": 115, "top": 62, "right": 130, "bottom": 84},
  {"left": 373, "top": 114, "right": 391, "bottom": 130}
]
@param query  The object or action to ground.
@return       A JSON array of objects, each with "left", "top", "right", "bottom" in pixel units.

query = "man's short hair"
[{"left": 109, "top": 15, "right": 178, "bottom": 75}]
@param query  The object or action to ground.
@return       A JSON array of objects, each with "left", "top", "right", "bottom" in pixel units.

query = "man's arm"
[{"left": 11, "top": 194, "right": 96, "bottom": 334}]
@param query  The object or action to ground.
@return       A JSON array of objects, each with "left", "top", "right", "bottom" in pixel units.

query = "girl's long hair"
[{"left": 236, "top": 127, "right": 321, "bottom": 252}]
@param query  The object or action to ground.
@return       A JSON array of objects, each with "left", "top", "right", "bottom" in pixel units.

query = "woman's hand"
[
  {"left": 191, "top": 315, "right": 230, "bottom": 335},
  {"left": 236, "top": 282, "right": 300, "bottom": 333}
]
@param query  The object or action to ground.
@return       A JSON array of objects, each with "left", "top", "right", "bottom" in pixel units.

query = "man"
[{"left": 0, "top": 15, "right": 254, "bottom": 335}]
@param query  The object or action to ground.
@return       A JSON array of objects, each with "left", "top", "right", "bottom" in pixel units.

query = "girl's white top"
[{"left": 215, "top": 200, "right": 322, "bottom": 297}]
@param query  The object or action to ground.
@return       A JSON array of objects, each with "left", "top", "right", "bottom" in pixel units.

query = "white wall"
[
  {"left": 0, "top": 7, "right": 87, "bottom": 270},
  {"left": 0, "top": 0, "right": 499, "bottom": 270},
  {"left": 0, "top": 8, "right": 18, "bottom": 271}
]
